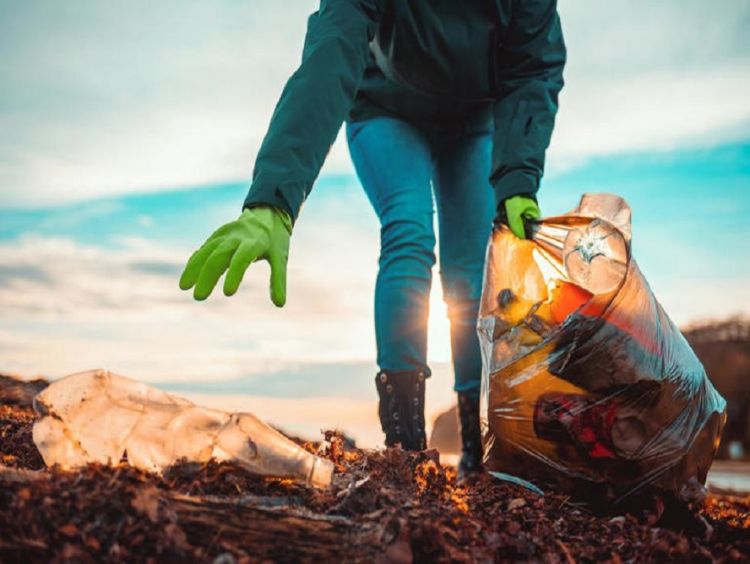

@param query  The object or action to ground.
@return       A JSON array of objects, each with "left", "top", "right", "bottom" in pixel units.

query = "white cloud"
[
  {"left": 0, "top": 0, "right": 318, "bottom": 207},
  {"left": 0, "top": 234, "right": 378, "bottom": 376},
  {"left": 0, "top": 199, "right": 464, "bottom": 379},
  {"left": 549, "top": 64, "right": 750, "bottom": 172},
  {"left": 1, "top": 0, "right": 748, "bottom": 206},
  {"left": 549, "top": 0, "right": 750, "bottom": 169}
]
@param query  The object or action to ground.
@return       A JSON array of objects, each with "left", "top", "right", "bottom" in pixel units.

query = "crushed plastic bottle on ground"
[
  {"left": 478, "top": 193, "right": 727, "bottom": 504},
  {"left": 31, "top": 369, "right": 333, "bottom": 487}
]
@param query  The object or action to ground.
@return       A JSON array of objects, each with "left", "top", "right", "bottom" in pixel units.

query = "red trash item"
[{"left": 550, "top": 281, "right": 594, "bottom": 324}]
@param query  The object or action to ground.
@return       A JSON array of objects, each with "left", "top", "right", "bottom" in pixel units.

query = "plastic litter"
[
  {"left": 32, "top": 369, "right": 333, "bottom": 487},
  {"left": 489, "top": 471, "right": 545, "bottom": 496},
  {"left": 478, "top": 193, "right": 727, "bottom": 503}
]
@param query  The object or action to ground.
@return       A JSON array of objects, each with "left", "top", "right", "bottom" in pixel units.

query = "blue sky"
[{"left": 1, "top": 1, "right": 749, "bottom": 442}]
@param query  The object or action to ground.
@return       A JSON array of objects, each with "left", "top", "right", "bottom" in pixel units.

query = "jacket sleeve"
[
  {"left": 243, "top": 0, "right": 381, "bottom": 222},
  {"left": 491, "top": 0, "right": 566, "bottom": 206}
]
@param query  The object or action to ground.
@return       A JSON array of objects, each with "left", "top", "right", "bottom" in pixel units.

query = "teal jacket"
[{"left": 244, "top": 0, "right": 566, "bottom": 223}]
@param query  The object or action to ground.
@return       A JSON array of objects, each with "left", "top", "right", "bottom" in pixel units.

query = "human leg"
[
  {"left": 431, "top": 128, "right": 495, "bottom": 398},
  {"left": 431, "top": 126, "right": 495, "bottom": 472},
  {"left": 346, "top": 117, "right": 436, "bottom": 449}
]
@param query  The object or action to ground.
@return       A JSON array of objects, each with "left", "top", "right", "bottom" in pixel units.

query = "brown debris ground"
[{"left": 1, "top": 375, "right": 748, "bottom": 563}]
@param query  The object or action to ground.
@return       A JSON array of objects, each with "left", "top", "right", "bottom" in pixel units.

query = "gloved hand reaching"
[
  {"left": 499, "top": 195, "right": 541, "bottom": 239},
  {"left": 179, "top": 206, "right": 292, "bottom": 306}
]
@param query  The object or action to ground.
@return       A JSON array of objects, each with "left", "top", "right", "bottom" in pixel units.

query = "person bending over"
[{"left": 180, "top": 0, "right": 566, "bottom": 479}]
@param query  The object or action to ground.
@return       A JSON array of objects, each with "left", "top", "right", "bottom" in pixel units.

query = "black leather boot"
[
  {"left": 457, "top": 393, "right": 483, "bottom": 479},
  {"left": 375, "top": 369, "right": 429, "bottom": 451}
]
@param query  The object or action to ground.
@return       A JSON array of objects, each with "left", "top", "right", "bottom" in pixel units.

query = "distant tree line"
[
  {"left": 684, "top": 316, "right": 750, "bottom": 458},
  {"left": 683, "top": 317, "right": 750, "bottom": 344}
]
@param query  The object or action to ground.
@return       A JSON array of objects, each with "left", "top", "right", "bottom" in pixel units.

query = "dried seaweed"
[{"left": 1, "top": 374, "right": 748, "bottom": 562}]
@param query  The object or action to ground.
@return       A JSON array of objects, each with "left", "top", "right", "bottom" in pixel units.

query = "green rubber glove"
[
  {"left": 179, "top": 206, "right": 292, "bottom": 306},
  {"left": 503, "top": 195, "right": 541, "bottom": 239}
]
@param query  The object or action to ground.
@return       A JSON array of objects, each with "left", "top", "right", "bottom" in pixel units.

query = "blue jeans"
[{"left": 346, "top": 116, "right": 495, "bottom": 399}]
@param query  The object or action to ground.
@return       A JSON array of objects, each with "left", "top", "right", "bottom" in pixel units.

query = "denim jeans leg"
[
  {"left": 431, "top": 128, "right": 495, "bottom": 399},
  {"left": 346, "top": 118, "right": 436, "bottom": 373}
]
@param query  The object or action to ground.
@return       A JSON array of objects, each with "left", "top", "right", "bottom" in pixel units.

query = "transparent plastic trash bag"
[
  {"left": 478, "top": 194, "right": 726, "bottom": 503},
  {"left": 32, "top": 369, "right": 333, "bottom": 487}
]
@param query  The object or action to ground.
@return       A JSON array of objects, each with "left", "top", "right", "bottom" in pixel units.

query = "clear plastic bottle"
[
  {"left": 32, "top": 369, "right": 333, "bottom": 487},
  {"left": 528, "top": 193, "right": 630, "bottom": 295}
]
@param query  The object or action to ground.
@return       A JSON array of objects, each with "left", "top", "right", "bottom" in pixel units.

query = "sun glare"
[{"left": 428, "top": 280, "right": 453, "bottom": 363}]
